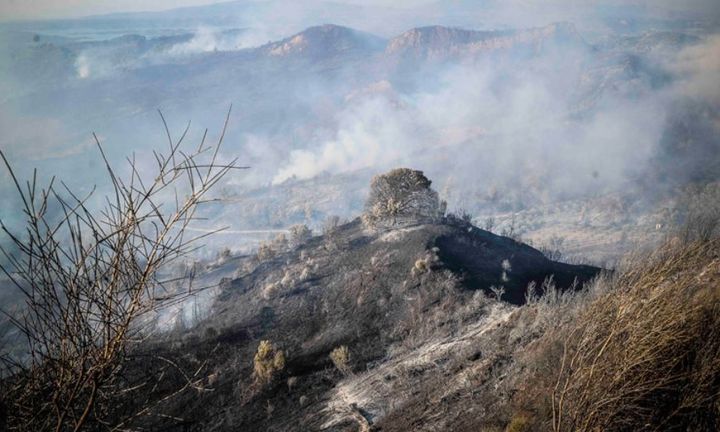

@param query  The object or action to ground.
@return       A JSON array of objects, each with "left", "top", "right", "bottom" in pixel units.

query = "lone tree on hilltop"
[{"left": 362, "top": 168, "right": 442, "bottom": 228}]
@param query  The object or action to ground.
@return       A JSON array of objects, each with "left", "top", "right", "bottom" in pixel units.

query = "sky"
[
  {"left": 0, "top": 0, "right": 432, "bottom": 21},
  {"left": 2, "top": 0, "right": 719, "bottom": 22},
  {"left": 0, "top": 0, "right": 221, "bottom": 20}
]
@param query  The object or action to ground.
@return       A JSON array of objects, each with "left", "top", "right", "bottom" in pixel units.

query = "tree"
[
  {"left": 362, "top": 168, "right": 441, "bottom": 228},
  {"left": 0, "top": 110, "right": 243, "bottom": 431}
]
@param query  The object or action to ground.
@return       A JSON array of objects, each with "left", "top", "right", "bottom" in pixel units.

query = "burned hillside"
[{"left": 121, "top": 169, "right": 600, "bottom": 430}]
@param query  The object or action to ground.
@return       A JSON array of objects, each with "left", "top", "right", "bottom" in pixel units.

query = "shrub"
[
  {"left": 289, "top": 224, "right": 312, "bottom": 248},
  {"left": 323, "top": 215, "right": 341, "bottom": 235},
  {"left": 505, "top": 415, "right": 530, "bottom": 432},
  {"left": 271, "top": 233, "right": 289, "bottom": 251},
  {"left": 253, "top": 340, "right": 286, "bottom": 384},
  {"left": 287, "top": 376, "right": 298, "bottom": 391},
  {"left": 322, "top": 216, "right": 345, "bottom": 251},
  {"left": 217, "top": 247, "right": 232, "bottom": 263},
  {"left": 413, "top": 259, "right": 429, "bottom": 274},
  {"left": 329, "top": 346, "right": 351, "bottom": 376},
  {"left": 539, "top": 235, "right": 565, "bottom": 261},
  {"left": 256, "top": 242, "right": 276, "bottom": 261},
  {"left": 262, "top": 281, "right": 281, "bottom": 299},
  {"left": 501, "top": 215, "right": 523, "bottom": 242},
  {"left": 484, "top": 216, "right": 496, "bottom": 232},
  {"left": 411, "top": 250, "right": 440, "bottom": 276},
  {"left": 490, "top": 285, "right": 506, "bottom": 302},
  {"left": 460, "top": 209, "right": 474, "bottom": 224}
]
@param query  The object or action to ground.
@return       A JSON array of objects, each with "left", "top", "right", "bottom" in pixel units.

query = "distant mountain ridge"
[
  {"left": 250, "top": 22, "right": 587, "bottom": 63},
  {"left": 68, "top": 0, "right": 716, "bottom": 37},
  {"left": 386, "top": 22, "right": 586, "bottom": 60},
  {"left": 258, "top": 24, "right": 386, "bottom": 60}
]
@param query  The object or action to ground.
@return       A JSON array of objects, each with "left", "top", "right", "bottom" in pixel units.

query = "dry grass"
[
  {"left": 554, "top": 237, "right": 720, "bottom": 431},
  {"left": 503, "top": 188, "right": 720, "bottom": 431},
  {"left": 505, "top": 414, "right": 531, "bottom": 432},
  {"left": 525, "top": 236, "right": 720, "bottom": 432}
]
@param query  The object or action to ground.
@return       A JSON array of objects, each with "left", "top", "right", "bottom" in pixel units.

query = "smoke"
[
  {"left": 269, "top": 42, "right": 668, "bottom": 209},
  {"left": 69, "top": 26, "right": 279, "bottom": 79},
  {"left": 666, "top": 35, "right": 720, "bottom": 104},
  {"left": 72, "top": 44, "right": 142, "bottom": 79},
  {"left": 165, "top": 27, "right": 277, "bottom": 56},
  {"left": 272, "top": 96, "right": 415, "bottom": 183},
  {"left": 75, "top": 53, "right": 91, "bottom": 78},
  {"left": 647, "top": 34, "right": 720, "bottom": 186},
  {"left": 2, "top": 5, "right": 719, "bottom": 244}
]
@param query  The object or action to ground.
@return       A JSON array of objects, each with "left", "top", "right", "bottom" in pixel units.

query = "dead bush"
[
  {"left": 323, "top": 216, "right": 346, "bottom": 251},
  {"left": 323, "top": 215, "right": 341, "bottom": 235},
  {"left": 256, "top": 242, "right": 277, "bottom": 261},
  {"left": 0, "top": 111, "right": 240, "bottom": 430},
  {"left": 271, "top": 233, "right": 289, "bottom": 251},
  {"left": 288, "top": 224, "right": 312, "bottom": 248}
]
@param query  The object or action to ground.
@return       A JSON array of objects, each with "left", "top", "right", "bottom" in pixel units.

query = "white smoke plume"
[
  {"left": 667, "top": 34, "right": 720, "bottom": 104},
  {"left": 166, "top": 26, "right": 277, "bottom": 56}
]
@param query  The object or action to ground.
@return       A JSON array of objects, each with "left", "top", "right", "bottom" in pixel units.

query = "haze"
[{"left": 0, "top": 0, "right": 719, "bottom": 259}]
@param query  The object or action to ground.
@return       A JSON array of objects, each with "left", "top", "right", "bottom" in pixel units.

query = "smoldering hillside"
[
  {"left": 0, "top": 2, "right": 718, "bottom": 305},
  {"left": 2, "top": 16, "right": 719, "bottom": 249}
]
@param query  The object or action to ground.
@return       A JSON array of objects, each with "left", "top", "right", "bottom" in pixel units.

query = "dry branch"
[{"left": 0, "top": 110, "right": 244, "bottom": 431}]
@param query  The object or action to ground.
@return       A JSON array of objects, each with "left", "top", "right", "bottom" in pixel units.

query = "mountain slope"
[{"left": 129, "top": 214, "right": 599, "bottom": 430}]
